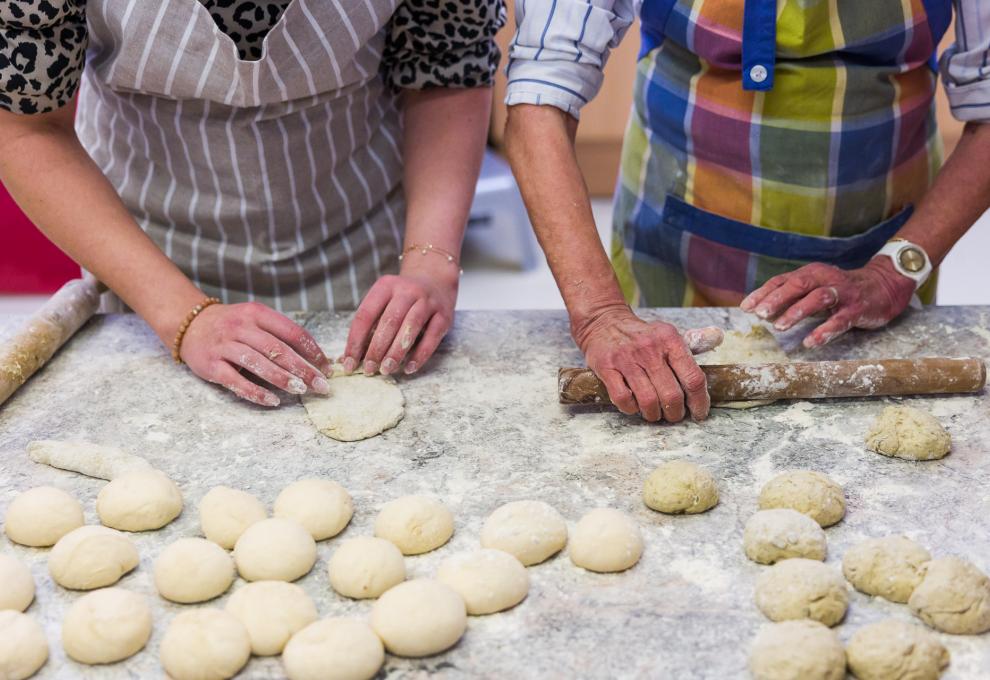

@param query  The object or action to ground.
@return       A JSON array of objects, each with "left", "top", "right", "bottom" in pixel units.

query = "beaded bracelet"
[
  {"left": 398, "top": 243, "right": 464, "bottom": 275},
  {"left": 171, "top": 297, "right": 222, "bottom": 364}
]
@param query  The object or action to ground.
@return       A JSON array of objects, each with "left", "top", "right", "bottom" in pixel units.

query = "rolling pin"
[
  {"left": 558, "top": 358, "right": 987, "bottom": 405},
  {"left": 0, "top": 278, "right": 103, "bottom": 407}
]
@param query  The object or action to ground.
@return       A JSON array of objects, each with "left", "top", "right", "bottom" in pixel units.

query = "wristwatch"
[{"left": 874, "top": 238, "right": 932, "bottom": 291}]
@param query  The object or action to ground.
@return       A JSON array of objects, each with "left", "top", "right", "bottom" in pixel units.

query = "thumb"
[{"left": 682, "top": 326, "right": 724, "bottom": 355}]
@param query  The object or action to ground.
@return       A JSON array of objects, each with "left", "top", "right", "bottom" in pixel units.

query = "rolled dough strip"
[
  {"left": 0, "top": 279, "right": 101, "bottom": 406},
  {"left": 27, "top": 440, "right": 153, "bottom": 481}
]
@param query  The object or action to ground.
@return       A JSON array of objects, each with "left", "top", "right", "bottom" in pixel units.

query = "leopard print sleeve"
[
  {"left": 0, "top": 0, "right": 88, "bottom": 114},
  {"left": 383, "top": 0, "right": 506, "bottom": 90}
]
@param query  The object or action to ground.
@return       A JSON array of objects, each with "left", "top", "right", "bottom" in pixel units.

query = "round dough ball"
[
  {"left": 744, "top": 509, "right": 827, "bottom": 565},
  {"left": 865, "top": 406, "right": 951, "bottom": 460},
  {"left": 370, "top": 579, "right": 466, "bottom": 657},
  {"left": 908, "top": 556, "right": 990, "bottom": 634},
  {"left": 480, "top": 500, "right": 567, "bottom": 566},
  {"left": 755, "top": 558, "right": 848, "bottom": 627},
  {"left": 0, "top": 553, "right": 34, "bottom": 612},
  {"left": 159, "top": 608, "right": 251, "bottom": 680},
  {"left": 3, "top": 486, "right": 84, "bottom": 547},
  {"left": 569, "top": 508, "right": 643, "bottom": 573},
  {"left": 758, "top": 470, "right": 845, "bottom": 527},
  {"left": 49, "top": 525, "right": 139, "bottom": 590},
  {"left": 847, "top": 619, "right": 949, "bottom": 680},
  {"left": 642, "top": 460, "right": 719, "bottom": 514},
  {"left": 274, "top": 479, "right": 353, "bottom": 541},
  {"left": 0, "top": 611, "right": 48, "bottom": 680},
  {"left": 62, "top": 588, "right": 152, "bottom": 664},
  {"left": 154, "top": 537, "right": 235, "bottom": 603},
  {"left": 749, "top": 620, "right": 845, "bottom": 680},
  {"left": 224, "top": 581, "right": 318, "bottom": 656},
  {"left": 233, "top": 518, "right": 316, "bottom": 582},
  {"left": 328, "top": 536, "right": 405, "bottom": 599},
  {"left": 374, "top": 495, "right": 454, "bottom": 555},
  {"left": 97, "top": 469, "right": 183, "bottom": 531},
  {"left": 198, "top": 486, "right": 267, "bottom": 549},
  {"left": 842, "top": 536, "right": 931, "bottom": 603},
  {"left": 437, "top": 549, "right": 529, "bottom": 615},
  {"left": 283, "top": 618, "right": 384, "bottom": 680}
]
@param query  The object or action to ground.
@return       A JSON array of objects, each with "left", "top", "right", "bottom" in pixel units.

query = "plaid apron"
[{"left": 611, "top": 0, "right": 952, "bottom": 307}]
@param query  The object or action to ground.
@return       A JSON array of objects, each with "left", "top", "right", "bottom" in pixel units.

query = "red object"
[{"left": 0, "top": 182, "right": 80, "bottom": 293}]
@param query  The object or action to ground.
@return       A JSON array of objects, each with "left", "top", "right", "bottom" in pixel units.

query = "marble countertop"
[{"left": 1, "top": 307, "right": 989, "bottom": 679}]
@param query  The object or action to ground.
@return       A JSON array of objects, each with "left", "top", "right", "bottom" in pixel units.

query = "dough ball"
[
  {"left": 274, "top": 479, "right": 353, "bottom": 541},
  {"left": 62, "top": 587, "right": 152, "bottom": 664},
  {"left": 198, "top": 485, "right": 267, "bottom": 550},
  {"left": 0, "top": 553, "right": 34, "bottom": 612},
  {"left": 846, "top": 619, "right": 949, "bottom": 680},
  {"left": 0, "top": 611, "right": 48, "bottom": 680},
  {"left": 865, "top": 406, "right": 951, "bottom": 461},
  {"left": 374, "top": 495, "right": 454, "bottom": 555},
  {"left": 744, "top": 509, "right": 827, "bottom": 565},
  {"left": 224, "top": 581, "right": 318, "bottom": 656},
  {"left": 480, "top": 500, "right": 567, "bottom": 566},
  {"left": 371, "top": 579, "right": 466, "bottom": 657},
  {"left": 328, "top": 536, "right": 405, "bottom": 599},
  {"left": 159, "top": 608, "right": 251, "bottom": 680},
  {"left": 749, "top": 620, "right": 845, "bottom": 680},
  {"left": 301, "top": 372, "right": 404, "bottom": 442},
  {"left": 233, "top": 518, "right": 316, "bottom": 582},
  {"left": 758, "top": 470, "right": 845, "bottom": 527},
  {"left": 908, "top": 556, "right": 990, "bottom": 634},
  {"left": 437, "top": 549, "right": 529, "bottom": 615},
  {"left": 49, "top": 525, "right": 139, "bottom": 590},
  {"left": 642, "top": 460, "right": 719, "bottom": 514},
  {"left": 154, "top": 537, "right": 235, "bottom": 603},
  {"left": 569, "top": 508, "right": 643, "bottom": 573},
  {"left": 842, "top": 536, "right": 931, "bottom": 603},
  {"left": 754, "top": 558, "right": 848, "bottom": 627},
  {"left": 283, "top": 618, "right": 384, "bottom": 680},
  {"left": 96, "top": 469, "right": 183, "bottom": 531},
  {"left": 3, "top": 486, "right": 84, "bottom": 547}
]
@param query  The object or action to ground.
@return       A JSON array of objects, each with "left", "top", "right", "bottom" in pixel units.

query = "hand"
[
  {"left": 180, "top": 302, "right": 333, "bottom": 407},
  {"left": 342, "top": 267, "right": 459, "bottom": 377},
  {"left": 740, "top": 258, "right": 916, "bottom": 348},
  {"left": 573, "top": 304, "right": 724, "bottom": 422}
]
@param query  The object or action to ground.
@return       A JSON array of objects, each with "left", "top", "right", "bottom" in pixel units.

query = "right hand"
[
  {"left": 572, "top": 305, "right": 723, "bottom": 422},
  {"left": 180, "top": 302, "right": 333, "bottom": 407}
]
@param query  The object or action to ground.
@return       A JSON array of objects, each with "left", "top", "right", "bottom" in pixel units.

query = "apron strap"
[{"left": 742, "top": 0, "right": 777, "bottom": 91}]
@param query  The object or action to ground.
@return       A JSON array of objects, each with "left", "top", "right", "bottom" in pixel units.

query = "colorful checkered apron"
[{"left": 611, "top": 0, "right": 953, "bottom": 307}]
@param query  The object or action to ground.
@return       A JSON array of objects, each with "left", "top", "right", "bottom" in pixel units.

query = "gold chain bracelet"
[
  {"left": 172, "top": 297, "right": 222, "bottom": 364},
  {"left": 398, "top": 243, "right": 464, "bottom": 275}
]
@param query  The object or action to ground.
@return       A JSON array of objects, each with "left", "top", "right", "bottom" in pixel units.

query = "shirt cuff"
[
  {"left": 504, "top": 60, "right": 604, "bottom": 120},
  {"left": 944, "top": 79, "right": 990, "bottom": 123}
]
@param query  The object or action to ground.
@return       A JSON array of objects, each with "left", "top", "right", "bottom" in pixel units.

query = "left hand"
[
  {"left": 341, "top": 266, "right": 459, "bottom": 376},
  {"left": 740, "top": 257, "right": 916, "bottom": 348}
]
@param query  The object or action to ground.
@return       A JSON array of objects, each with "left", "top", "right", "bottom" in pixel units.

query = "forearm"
[
  {"left": 504, "top": 104, "right": 627, "bottom": 334},
  {"left": 894, "top": 122, "right": 990, "bottom": 266}
]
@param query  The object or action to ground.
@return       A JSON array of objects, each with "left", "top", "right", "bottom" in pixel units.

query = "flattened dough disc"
[
  {"left": 695, "top": 325, "right": 788, "bottom": 409},
  {"left": 302, "top": 371, "right": 405, "bottom": 442}
]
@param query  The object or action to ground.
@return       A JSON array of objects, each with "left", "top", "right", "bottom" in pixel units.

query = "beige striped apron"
[{"left": 75, "top": 0, "right": 405, "bottom": 312}]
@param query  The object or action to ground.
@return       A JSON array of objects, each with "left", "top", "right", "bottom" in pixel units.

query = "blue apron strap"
[
  {"left": 742, "top": 0, "right": 777, "bottom": 91},
  {"left": 639, "top": 0, "right": 679, "bottom": 60},
  {"left": 919, "top": 0, "right": 953, "bottom": 73}
]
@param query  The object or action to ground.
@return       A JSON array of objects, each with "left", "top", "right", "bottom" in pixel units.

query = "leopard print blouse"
[{"left": 0, "top": 0, "right": 504, "bottom": 114}]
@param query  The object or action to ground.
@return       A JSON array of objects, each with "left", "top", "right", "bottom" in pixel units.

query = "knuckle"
[
  {"left": 682, "top": 370, "right": 707, "bottom": 393},
  {"left": 659, "top": 388, "right": 683, "bottom": 405}
]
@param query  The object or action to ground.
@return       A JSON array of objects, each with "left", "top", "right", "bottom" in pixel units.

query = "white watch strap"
[{"left": 875, "top": 240, "right": 932, "bottom": 291}]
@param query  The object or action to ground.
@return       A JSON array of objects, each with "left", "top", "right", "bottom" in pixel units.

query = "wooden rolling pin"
[
  {"left": 0, "top": 278, "right": 103, "bottom": 407},
  {"left": 559, "top": 358, "right": 987, "bottom": 405}
]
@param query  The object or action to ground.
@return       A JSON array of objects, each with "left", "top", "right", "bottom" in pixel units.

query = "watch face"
[{"left": 898, "top": 247, "right": 926, "bottom": 273}]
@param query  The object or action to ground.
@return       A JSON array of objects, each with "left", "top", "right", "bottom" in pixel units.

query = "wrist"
[
  {"left": 866, "top": 256, "right": 916, "bottom": 300},
  {"left": 570, "top": 300, "right": 632, "bottom": 351},
  {"left": 398, "top": 251, "right": 462, "bottom": 287},
  {"left": 144, "top": 286, "right": 213, "bottom": 347}
]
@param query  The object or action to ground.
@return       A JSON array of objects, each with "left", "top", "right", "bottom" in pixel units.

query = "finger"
[
  {"left": 643, "top": 358, "right": 686, "bottom": 423},
  {"left": 239, "top": 329, "right": 330, "bottom": 394},
  {"left": 740, "top": 273, "right": 790, "bottom": 312},
  {"left": 772, "top": 286, "right": 839, "bottom": 332},
  {"left": 666, "top": 342, "right": 710, "bottom": 421},
  {"left": 623, "top": 364, "right": 662, "bottom": 422},
  {"left": 803, "top": 308, "right": 858, "bottom": 348},
  {"left": 210, "top": 362, "right": 280, "bottom": 407},
  {"left": 403, "top": 312, "right": 451, "bottom": 375},
  {"left": 381, "top": 300, "right": 430, "bottom": 375},
  {"left": 751, "top": 271, "right": 829, "bottom": 321},
  {"left": 342, "top": 282, "right": 393, "bottom": 373},
  {"left": 597, "top": 368, "right": 637, "bottom": 415},
  {"left": 225, "top": 343, "right": 308, "bottom": 395},
  {"left": 362, "top": 296, "right": 416, "bottom": 375},
  {"left": 682, "top": 326, "right": 724, "bottom": 354},
  {"left": 252, "top": 306, "right": 332, "bottom": 375}
]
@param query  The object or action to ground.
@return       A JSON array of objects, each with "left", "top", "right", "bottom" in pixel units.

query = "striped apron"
[
  {"left": 75, "top": 0, "right": 405, "bottom": 312},
  {"left": 611, "top": 0, "right": 952, "bottom": 308}
]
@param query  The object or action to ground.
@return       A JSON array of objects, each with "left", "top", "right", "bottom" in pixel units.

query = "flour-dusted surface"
[{"left": 1, "top": 308, "right": 989, "bottom": 678}]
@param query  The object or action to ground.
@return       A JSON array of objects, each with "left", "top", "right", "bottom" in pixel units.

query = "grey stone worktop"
[{"left": 1, "top": 307, "right": 989, "bottom": 679}]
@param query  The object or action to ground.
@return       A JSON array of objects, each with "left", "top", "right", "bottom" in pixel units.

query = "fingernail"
[
  {"left": 263, "top": 393, "right": 280, "bottom": 407},
  {"left": 287, "top": 377, "right": 307, "bottom": 394},
  {"left": 404, "top": 361, "right": 418, "bottom": 375},
  {"left": 774, "top": 320, "right": 789, "bottom": 331},
  {"left": 754, "top": 306, "right": 771, "bottom": 319},
  {"left": 342, "top": 357, "right": 357, "bottom": 374},
  {"left": 740, "top": 297, "right": 755, "bottom": 311},
  {"left": 381, "top": 358, "right": 397, "bottom": 375},
  {"left": 364, "top": 360, "right": 378, "bottom": 375},
  {"left": 312, "top": 376, "right": 330, "bottom": 395}
]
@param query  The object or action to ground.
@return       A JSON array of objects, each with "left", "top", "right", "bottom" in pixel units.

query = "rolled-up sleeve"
[
  {"left": 505, "top": 0, "right": 635, "bottom": 119},
  {"left": 940, "top": 0, "right": 990, "bottom": 122}
]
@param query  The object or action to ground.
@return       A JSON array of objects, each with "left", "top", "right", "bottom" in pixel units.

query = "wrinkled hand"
[
  {"left": 573, "top": 305, "right": 724, "bottom": 422},
  {"left": 342, "top": 270, "right": 458, "bottom": 377},
  {"left": 740, "top": 258, "right": 916, "bottom": 348},
  {"left": 180, "top": 302, "right": 333, "bottom": 407}
]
